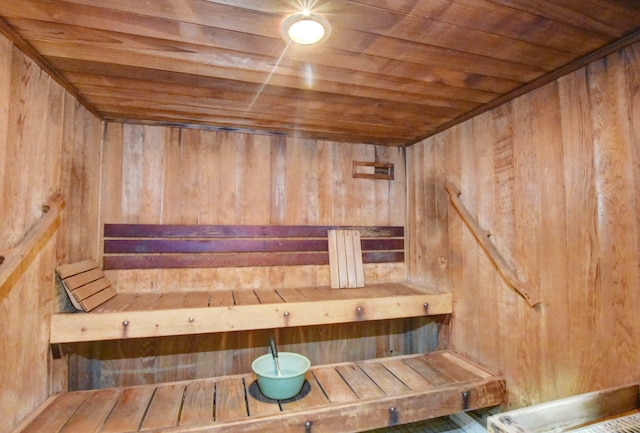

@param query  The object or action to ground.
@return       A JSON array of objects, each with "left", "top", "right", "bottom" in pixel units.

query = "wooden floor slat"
[
  {"left": 335, "top": 364, "right": 386, "bottom": 399},
  {"left": 140, "top": 384, "right": 184, "bottom": 430},
  {"left": 403, "top": 356, "right": 456, "bottom": 385},
  {"left": 245, "top": 379, "right": 282, "bottom": 418},
  {"left": 312, "top": 366, "right": 360, "bottom": 403},
  {"left": 279, "top": 373, "right": 331, "bottom": 412},
  {"left": 21, "top": 393, "right": 88, "bottom": 433},
  {"left": 58, "top": 389, "right": 120, "bottom": 433},
  {"left": 101, "top": 387, "right": 155, "bottom": 433},
  {"left": 154, "top": 293, "right": 187, "bottom": 310},
  {"left": 16, "top": 352, "right": 504, "bottom": 433},
  {"left": 254, "top": 289, "right": 284, "bottom": 304},
  {"left": 180, "top": 380, "right": 215, "bottom": 426},
  {"left": 182, "top": 292, "right": 211, "bottom": 309},
  {"left": 380, "top": 358, "right": 436, "bottom": 391},
  {"left": 358, "top": 361, "right": 411, "bottom": 395},
  {"left": 209, "top": 290, "right": 234, "bottom": 307},
  {"left": 232, "top": 290, "right": 260, "bottom": 306},
  {"left": 214, "top": 378, "right": 248, "bottom": 422}
]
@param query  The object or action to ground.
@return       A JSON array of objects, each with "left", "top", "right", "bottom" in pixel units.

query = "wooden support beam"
[
  {"left": 0, "top": 193, "right": 65, "bottom": 302},
  {"left": 445, "top": 183, "right": 539, "bottom": 307}
]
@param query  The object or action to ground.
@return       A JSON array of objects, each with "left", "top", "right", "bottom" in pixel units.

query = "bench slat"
[
  {"left": 79, "top": 286, "right": 118, "bottom": 311},
  {"left": 215, "top": 379, "right": 248, "bottom": 422},
  {"left": 101, "top": 387, "right": 155, "bottom": 433},
  {"left": 180, "top": 381, "right": 215, "bottom": 426},
  {"left": 140, "top": 384, "right": 185, "bottom": 430},
  {"left": 104, "top": 224, "right": 404, "bottom": 238},
  {"left": 58, "top": 389, "right": 121, "bottom": 433},
  {"left": 104, "top": 238, "right": 403, "bottom": 254},
  {"left": 103, "top": 252, "right": 330, "bottom": 270}
]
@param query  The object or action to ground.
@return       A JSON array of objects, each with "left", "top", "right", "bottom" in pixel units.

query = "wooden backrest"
[
  {"left": 103, "top": 224, "right": 404, "bottom": 270},
  {"left": 328, "top": 229, "right": 365, "bottom": 288},
  {"left": 56, "top": 259, "right": 117, "bottom": 311}
]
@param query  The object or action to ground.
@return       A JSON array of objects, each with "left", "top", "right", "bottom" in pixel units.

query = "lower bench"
[{"left": 14, "top": 351, "right": 504, "bottom": 433}]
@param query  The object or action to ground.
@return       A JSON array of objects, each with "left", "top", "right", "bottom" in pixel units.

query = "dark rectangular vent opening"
[{"left": 353, "top": 161, "right": 394, "bottom": 180}]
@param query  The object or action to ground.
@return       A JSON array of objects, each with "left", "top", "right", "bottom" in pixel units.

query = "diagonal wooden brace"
[{"left": 445, "top": 182, "right": 540, "bottom": 307}]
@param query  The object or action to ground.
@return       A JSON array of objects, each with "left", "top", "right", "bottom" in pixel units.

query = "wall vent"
[{"left": 352, "top": 161, "right": 394, "bottom": 180}]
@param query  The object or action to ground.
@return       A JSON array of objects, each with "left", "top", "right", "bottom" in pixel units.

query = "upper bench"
[{"left": 50, "top": 224, "right": 452, "bottom": 344}]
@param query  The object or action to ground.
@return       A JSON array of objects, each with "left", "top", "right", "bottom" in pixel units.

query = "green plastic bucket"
[{"left": 251, "top": 352, "right": 311, "bottom": 400}]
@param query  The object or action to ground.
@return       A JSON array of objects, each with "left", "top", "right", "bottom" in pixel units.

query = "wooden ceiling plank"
[
  {"left": 80, "top": 91, "right": 442, "bottom": 136},
  {"left": 1, "top": 0, "right": 638, "bottom": 146},
  {"left": 1, "top": 0, "right": 578, "bottom": 69},
  {"left": 10, "top": 17, "right": 525, "bottom": 96},
  {"left": 100, "top": 109, "right": 414, "bottom": 147},
  {"left": 54, "top": 57, "right": 485, "bottom": 111},
  {"left": 64, "top": 72, "right": 465, "bottom": 125},
  {"left": 489, "top": 0, "right": 640, "bottom": 35},
  {"left": 33, "top": 40, "right": 504, "bottom": 105},
  {"left": 350, "top": 0, "right": 619, "bottom": 50},
  {"left": 47, "top": 53, "right": 500, "bottom": 106}
]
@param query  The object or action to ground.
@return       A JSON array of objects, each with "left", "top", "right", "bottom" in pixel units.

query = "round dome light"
[
  {"left": 281, "top": 13, "right": 331, "bottom": 45},
  {"left": 288, "top": 18, "right": 325, "bottom": 45}
]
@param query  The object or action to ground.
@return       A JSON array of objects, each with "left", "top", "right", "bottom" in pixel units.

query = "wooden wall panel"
[
  {"left": 99, "top": 126, "right": 407, "bottom": 293},
  {"left": 0, "top": 34, "right": 102, "bottom": 433},
  {"left": 66, "top": 122, "right": 417, "bottom": 390},
  {"left": 408, "top": 41, "right": 640, "bottom": 409}
]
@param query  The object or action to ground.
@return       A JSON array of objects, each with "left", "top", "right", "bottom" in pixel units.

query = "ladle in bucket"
[{"left": 269, "top": 337, "right": 282, "bottom": 376}]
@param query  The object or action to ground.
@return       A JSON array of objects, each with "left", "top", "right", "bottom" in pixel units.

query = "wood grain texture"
[
  {"left": 409, "top": 40, "right": 640, "bottom": 409},
  {"left": 99, "top": 129, "right": 405, "bottom": 292},
  {"left": 14, "top": 351, "right": 504, "bottom": 433},
  {"left": 62, "top": 124, "right": 418, "bottom": 389},
  {"left": 0, "top": 34, "right": 100, "bottom": 433},
  {"left": 1, "top": 0, "right": 638, "bottom": 145}
]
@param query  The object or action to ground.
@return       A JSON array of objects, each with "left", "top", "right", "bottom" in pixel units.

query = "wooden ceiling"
[{"left": 1, "top": 1, "right": 640, "bottom": 146}]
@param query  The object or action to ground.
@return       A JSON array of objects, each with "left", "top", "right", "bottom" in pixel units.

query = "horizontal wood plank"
[
  {"left": 103, "top": 251, "right": 404, "bottom": 269},
  {"left": 104, "top": 238, "right": 403, "bottom": 254},
  {"left": 104, "top": 224, "right": 404, "bottom": 238}
]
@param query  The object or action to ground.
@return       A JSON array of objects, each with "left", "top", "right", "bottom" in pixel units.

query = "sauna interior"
[{"left": 1, "top": 1, "right": 640, "bottom": 432}]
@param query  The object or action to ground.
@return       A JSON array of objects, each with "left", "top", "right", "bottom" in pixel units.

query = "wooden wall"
[
  {"left": 0, "top": 34, "right": 103, "bottom": 433},
  {"left": 407, "top": 41, "right": 640, "bottom": 409},
  {"left": 99, "top": 125, "right": 407, "bottom": 293},
  {"left": 67, "top": 123, "right": 445, "bottom": 390}
]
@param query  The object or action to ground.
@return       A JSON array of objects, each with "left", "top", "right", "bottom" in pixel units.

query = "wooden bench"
[
  {"left": 51, "top": 224, "right": 452, "bottom": 343},
  {"left": 15, "top": 351, "right": 504, "bottom": 433},
  {"left": 40, "top": 224, "right": 504, "bottom": 433}
]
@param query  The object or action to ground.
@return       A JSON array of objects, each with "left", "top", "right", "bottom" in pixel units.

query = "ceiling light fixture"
[{"left": 281, "top": 10, "right": 331, "bottom": 45}]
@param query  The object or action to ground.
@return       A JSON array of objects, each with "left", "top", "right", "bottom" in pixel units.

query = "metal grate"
[{"left": 574, "top": 413, "right": 640, "bottom": 433}]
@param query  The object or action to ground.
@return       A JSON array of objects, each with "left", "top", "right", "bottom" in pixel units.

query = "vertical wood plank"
[
  {"left": 558, "top": 68, "right": 599, "bottom": 394},
  {"left": 589, "top": 49, "right": 640, "bottom": 387}
]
